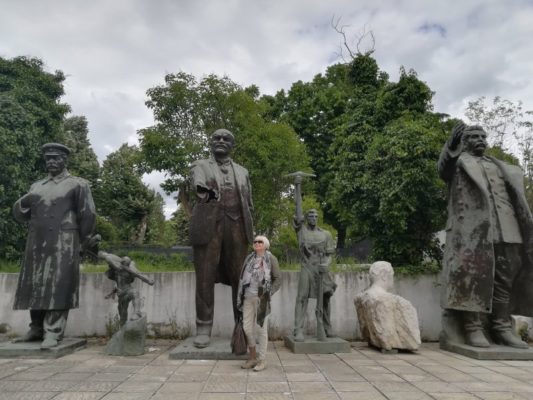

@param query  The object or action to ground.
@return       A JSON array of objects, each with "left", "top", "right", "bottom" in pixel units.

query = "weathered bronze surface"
[
  {"left": 189, "top": 129, "right": 254, "bottom": 349},
  {"left": 288, "top": 172, "right": 336, "bottom": 342},
  {"left": 99, "top": 251, "right": 154, "bottom": 326},
  {"left": 12, "top": 143, "right": 96, "bottom": 349},
  {"left": 438, "top": 123, "right": 533, "bottom": 349}
]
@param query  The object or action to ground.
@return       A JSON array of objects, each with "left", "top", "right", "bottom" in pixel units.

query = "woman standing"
[{"left": 237, "top": 235, "right": 281, "bottom": 371}]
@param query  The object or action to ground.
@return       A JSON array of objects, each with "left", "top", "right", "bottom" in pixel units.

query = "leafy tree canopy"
[
  {"left": 0, "top": 56, "right": 70, "bottom": 259},
  {"left": 138, "top": 72, "right": 310, "bottom": 236},
  {"left": 95, "top": 144, "right": 158, "bottom": 245},
  {"left": 61, "top": 115, "right": 100, "bottom": 187}
]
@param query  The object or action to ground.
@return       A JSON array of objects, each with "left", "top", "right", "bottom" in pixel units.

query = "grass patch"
[
  {"left": 82, "top": 251, "right": 194, "bottom": 273},
  {"left": 0, "top": 259, "right": 19, "bottom": 273},
  {"left": 395, "top": 262, "right": 441, "bottom": 276}
]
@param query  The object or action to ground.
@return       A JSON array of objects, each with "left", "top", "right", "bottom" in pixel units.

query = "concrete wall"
[{"left": 0, "top": 271, "right": 442, "bottom": 340}]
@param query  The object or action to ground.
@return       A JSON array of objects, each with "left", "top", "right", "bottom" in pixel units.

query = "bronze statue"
[
  {"left": 98, "top": 251, "right": 154, "bottom": 326},
  {"left": 12, "top": 143, "right": 96, "bottom": 349},
  {"left": 189, "top": 129, "right": 254, "bottom": 348},
  {"left": 289, "top": 172, "right": 336, "bottom": 342},
  {"left": 438, "top": 122, "right": 533, "bottom": 348}
]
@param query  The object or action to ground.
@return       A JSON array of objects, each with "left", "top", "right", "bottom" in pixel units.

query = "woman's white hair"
[{"left": 254, "top": 235, "right": 270, "bottom": 249}]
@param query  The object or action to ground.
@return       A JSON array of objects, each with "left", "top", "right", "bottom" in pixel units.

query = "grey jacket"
[{"left": 237, "top": 251, "right": 281, "bottom": 327}]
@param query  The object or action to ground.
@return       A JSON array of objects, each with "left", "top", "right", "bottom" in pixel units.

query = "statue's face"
[
  {"left": 383, "top": 270, "right": 394, "bottom": 291},
  {"left": 44, "top": 154, "right": 66, "bottom": 176},
  {"left": 464, "top": 129, "right": 487, "bottom": 156},
  {"left": 210, "top": 130, "right": 234, "bottom": 158},
  {"left": 306, "top": 210, "right": 319, "bottom": 227}
]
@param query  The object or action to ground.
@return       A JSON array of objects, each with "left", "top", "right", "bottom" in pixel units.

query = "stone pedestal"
[
  {"left": 106, "top": 315, "right": 147, "bottom": 356},
  {"left": 169, "top": 337, "right": 248, "bottom": 360},
  {"left": 440, "top": 339, "right": 533, "bottom": 360},
  {"left": 284, "top": 335, "right": 351, "bottom": 354},
  {"left": 0, "top": 338, "right": 86, "bottom": 359}
]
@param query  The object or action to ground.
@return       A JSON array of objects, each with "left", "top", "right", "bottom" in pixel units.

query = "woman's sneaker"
[
  {"left": 241, "top": 359, "right": 258, "bottom": 369},
  {"left": 253, "top": 360, "right": 266, "bottom": 371}
]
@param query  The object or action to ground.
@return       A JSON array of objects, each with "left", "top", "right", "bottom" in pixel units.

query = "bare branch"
[
  {"left": 356, "top": 24, "right": 375, "bottom": 55},
  {"left": 331, "top": 16, "right": 376, "bottom": 60},
  {"left": 331, "top": 15, "right": 356, "bottom": 60}
]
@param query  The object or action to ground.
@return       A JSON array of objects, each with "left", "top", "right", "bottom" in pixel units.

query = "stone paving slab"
[
  {"left": 2, "top": 340, "right": 533, "bottom": 399},
  {"left": 284, "top": 335, "right": 351, "bottom": 354},
  {"left": 169, "top": 337, "right": 248, "bottom": 360}
]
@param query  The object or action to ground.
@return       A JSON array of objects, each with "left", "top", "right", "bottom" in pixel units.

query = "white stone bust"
[{"left": 355, "top": 261, "right": 421, "bottom": 351}]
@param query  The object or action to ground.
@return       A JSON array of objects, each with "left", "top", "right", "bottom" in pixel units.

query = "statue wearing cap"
[
  {"left": 12, "top": 143, "right": 96, "bottom": 349},
  {"left": 189, "top": 129, "right": 254, "bottom": 349}
]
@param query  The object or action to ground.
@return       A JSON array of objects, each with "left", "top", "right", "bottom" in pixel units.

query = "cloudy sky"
[{"left": 2, "top": 0, "right": 533, "bottom": 217}]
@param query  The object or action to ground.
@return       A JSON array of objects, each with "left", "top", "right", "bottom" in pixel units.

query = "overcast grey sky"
[{"left": 2, "top": 0, "right": 533, "bottom": 217}]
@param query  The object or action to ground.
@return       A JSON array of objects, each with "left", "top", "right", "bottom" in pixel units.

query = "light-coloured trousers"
[{"left": 242, "top": 296, "right": 268, "bottom": 361}]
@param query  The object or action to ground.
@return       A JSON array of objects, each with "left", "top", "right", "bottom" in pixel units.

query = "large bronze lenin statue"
[
  {"left": 189, "top": 129, "right": 254, "bottom": 348},
  {"left": 439, "top": 123, "right": 533, "bottom": 349}
]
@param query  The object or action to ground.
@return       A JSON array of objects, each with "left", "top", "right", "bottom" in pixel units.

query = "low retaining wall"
[{"left": 0, "top": 271, "right": 442, "bottom": 340}]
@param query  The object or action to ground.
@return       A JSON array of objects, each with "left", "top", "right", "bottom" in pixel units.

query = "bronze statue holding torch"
[{"left": 287, "top": 171, "right": 337, "bottom": 342}]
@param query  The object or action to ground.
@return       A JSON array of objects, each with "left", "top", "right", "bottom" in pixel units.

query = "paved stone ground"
[{"left": 1, "top": 340, "right": 533, "bottom": 399}]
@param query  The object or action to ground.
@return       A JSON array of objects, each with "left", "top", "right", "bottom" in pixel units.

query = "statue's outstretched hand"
[{"left": 449, "top": 122, "right": 465, "bottom": 151}]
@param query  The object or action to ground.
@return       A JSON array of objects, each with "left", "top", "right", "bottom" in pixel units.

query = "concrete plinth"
[
  {"left": 0, "top": 338, "right": 86, "bottom": 358},
  {"left": 284, "top": 335, "right": 351, "bottom": 354},
  {"left": 441, "top": 340, "right": 533, "bottom": 360},
  {"left": 169, "top": 337, "right": 248, "bottom": 360}
]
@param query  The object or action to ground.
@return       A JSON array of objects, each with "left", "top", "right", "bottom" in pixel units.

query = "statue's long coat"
[
  {"left": 13, "top": 171, "right": 96, "bottom": 310},
  {"left": 438, "top": 143, "right": 533, "bottom": 315}
]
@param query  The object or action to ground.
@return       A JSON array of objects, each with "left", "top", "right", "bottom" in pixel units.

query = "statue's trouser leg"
[
  {"left": 28, "top": 310, "right": 45, "bottom": 339},
  {"left": 491, "top": 244, "right": 527, "bottom": 347},
  {"left": 323, "top": 293, "right": 333, "bottom": 337},
  {"left": 118, "top": 294, "right": 130, "bottom": 326},
  {"left": 43, "top": 310, "right": 69, "bottom": 341},
  {"left": 463, "top": 311, "right": 489, "bottom": 347},
  {"left": 193, "top": 222, "right": 223, "bottom": 337},
  {"left": 220, "top": 216, "right": 248, "bottom": 323},
  {"left": 131, "top": 289, "right": 143, "bottom": 318},
  {"left": 294, "top": 269, "right": 310, "bottom": 338},
  {"left": 194, "top": 215, "right": 248, "bottom": 342},
  {"left": 242, "top": 296, "right": 268, "bottom": 360}
]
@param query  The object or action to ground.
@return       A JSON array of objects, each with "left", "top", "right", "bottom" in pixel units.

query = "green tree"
[
  {"left": 329, "top": 64, "right": 448, "bottom": 265},
  {"left": 61, "top": 115, "right": 100, "bottom": 188},
  {"left": 145, "top": 192, "right": 178, "bottom": 247},
  {"left": 96, "top": 144, "right": 157, "bottom": 245},
  {"left": 261, "top": 55, "right": 388, "bottom": 247},
  {"left": 138, "top": 72, "right": 310, "bottom": 237},
  {"left": 331, "top": 114, "right": 448, "bottom": 265},
  {"left": 266, "top": 52, "right": 448, "bottom": 265},
  {"left": 0, "top": 56, "right": 70, "bottom": 259}
]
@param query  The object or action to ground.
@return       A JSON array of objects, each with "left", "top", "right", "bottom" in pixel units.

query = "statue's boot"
[
  {"left": 193, "top": 321, "right": 212, "bottom": 348},
  {"left": 463, "top": 312, "right": 490, "bottom": 348},
  {"left": 294, "top": 329, "right": 304, "bottom": 342},
  {"left": 12, "top": 325, "right": 43, "bottom": 343},
  {"left": 465, "top": 330, "right": 490, "bottom": 348},
  {"left": 40, "top": 337, "right": 59, "bottom": 349},
  {"left": 491, "top": 302, "right": 528, "bottom": 349}
]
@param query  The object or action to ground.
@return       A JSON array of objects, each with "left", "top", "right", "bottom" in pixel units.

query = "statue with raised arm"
[
  {"left": 438, "top": 122, "right": 533, "bottom": 349},
  {"left": 289, "top": 172, "right": 337, "bottom": 342},
  {"left": 12, "top": 143, "right": 96, "bottom": 349}
]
